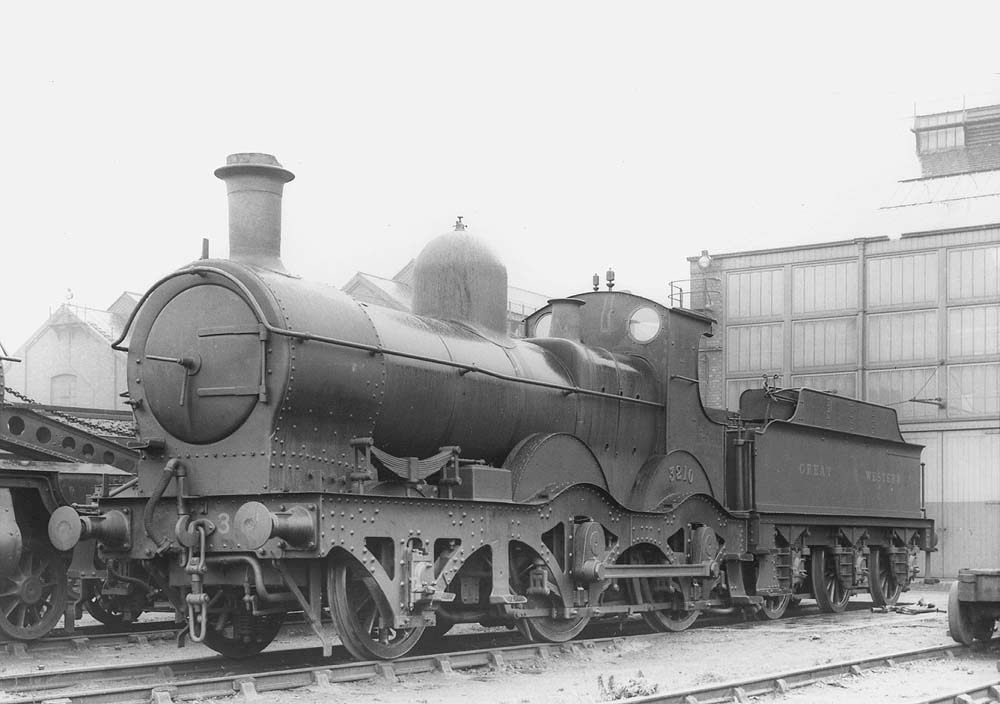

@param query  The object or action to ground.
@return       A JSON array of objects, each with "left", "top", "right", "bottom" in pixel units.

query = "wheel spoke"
[
  {"left": 361, "top": 605, "right": 377, "bottom": 635},
  {"left": 328, "top": 562, "right": 424, "bottom": 660},
  {"left": 1, "top": 597, "right": 18, "bottom": 619}
]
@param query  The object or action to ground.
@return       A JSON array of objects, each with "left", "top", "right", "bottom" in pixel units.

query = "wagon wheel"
[
  {"left": 626, "top": 549, "right": 699, "bottom": 632},
  {"left": 810, "top": 548, "right": 850, "bottom": 614},
  {"left": 948, "top": 581, "right": 995, "bottom": 645},
  {"left": 328, "top": 561, "right": 425, "bottom": 660},
  {"left": 510, "top": 548, "right": 589, "bottom": 643},
  {"left": 200, "top": 588, "right": 285, "bottom": 659},
  {"left": 868, "top": 548, "right": 902, "bottom": 608},
  {"left": 0, "top": 542, "right": 68, "bottom": 640}
]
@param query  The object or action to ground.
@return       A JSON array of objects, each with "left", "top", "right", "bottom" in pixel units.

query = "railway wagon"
[
  {"left": 949, "top": 570, "right": 1000, "bottom": 644},
  {"left": 50, "top": 153, "right": 934, "bottom": 660},
  {"left": 1, "top": 363, "right": 148, "bottom": 638}
]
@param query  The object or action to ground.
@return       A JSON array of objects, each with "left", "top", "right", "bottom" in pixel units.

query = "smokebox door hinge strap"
[{"left": 193, "top": 323, "right": 269, "bottom": 404}]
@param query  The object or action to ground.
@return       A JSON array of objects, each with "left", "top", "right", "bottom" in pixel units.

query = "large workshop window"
[
  {"left": 50, "top": 374, "right": 77, "bottom": 406},
  {"left": 918, "top": 126, "right": 965, "bottom": 152}
]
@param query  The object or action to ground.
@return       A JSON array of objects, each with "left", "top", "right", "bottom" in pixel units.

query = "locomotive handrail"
[{"left": 113, "top": 266, "right": 667, "bottom": 410}]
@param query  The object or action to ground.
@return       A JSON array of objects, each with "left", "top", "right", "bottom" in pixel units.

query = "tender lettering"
[
  {"left": 798, "top": 463, "right": 832, "bottom": 478},
  {"left": 864, "top": 470, "right": 901, "bottom": 485}
]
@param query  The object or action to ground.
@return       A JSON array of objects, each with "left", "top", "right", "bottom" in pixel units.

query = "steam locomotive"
[{"left": 49, "top": 153, "right": 934, "bottom": 660}]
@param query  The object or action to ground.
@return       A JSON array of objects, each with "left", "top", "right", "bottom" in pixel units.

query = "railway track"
[
  {"left": 912, "top": 682, "right": 1000, "bottom": 704},
  {"left": 0, "top": 597, "right": 891, "bottom": 659},
  {"left": 0, "top": 600, "right": 950, "bottom": 703},
  {"left": 618, "top": 643, "right": 978, "bottom": 703},
  {"left": 0, "top": 620, "right": 179, "bottom": 657},
  {"left": 0, "top": 635, "right": 972, "bottom": 704},
  {"left": 0, "top": 632, "right": 660, "bottom": 703}
]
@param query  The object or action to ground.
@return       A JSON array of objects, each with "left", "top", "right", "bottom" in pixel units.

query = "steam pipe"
[
  {"left": 204, "top": 555, "right": 298, "bottom": 603},
  {"left": 144, "top": 459, "right": 183, "bottom": 553}
]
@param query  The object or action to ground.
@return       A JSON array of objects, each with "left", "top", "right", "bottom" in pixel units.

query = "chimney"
[
  {"left": 214, "top": 153, "right": 295, "bottom": 271},
  {"left": 548, "top": 298, "right": 585, "bottom": 342}
]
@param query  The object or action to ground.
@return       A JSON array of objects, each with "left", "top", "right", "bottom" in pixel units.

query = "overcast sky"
[{"left": 3, "top": 2, "right": 999, "bottom": 352}]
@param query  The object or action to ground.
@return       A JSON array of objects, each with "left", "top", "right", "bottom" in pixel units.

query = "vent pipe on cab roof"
[
  {"left": 214, "top": 153, "right": 295, "bottom": 272},
  {"left": 548, "top": 298, "right": 585, "bottom": 342}
]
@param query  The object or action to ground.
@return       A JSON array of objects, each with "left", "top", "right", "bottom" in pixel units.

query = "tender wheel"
[
  {"left": 758, "top": 593, "right": 791, "bottom": 620},
  {"left": 200, "top": 588, "right": 285, "bottom": 658},
  {"left": 810, "top": 547, "right": 850, "bottom": 614},
  {"left": 743, "top": 560, "right": 790, "bottom": 621},
  {"left": 328, "top": 561, "right": 425, "bottom": 660},
  {"left": 868, "top": 548, "right": 902, "bottom": 607},
  {"left": 626, "top": 549, "right": 699, "bottom": 632},
  {"left": 0, "top": 543, "right": 68, "bottom": 640},
  {"left": 949, "top": 581, "right": 995, "bottom": 645},
  {"left": 511, "top": 547, "right": 590, "bottom": 643}
]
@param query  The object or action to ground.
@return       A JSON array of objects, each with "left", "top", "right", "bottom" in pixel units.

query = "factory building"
[
  {"left": 689, "top": 104, "right": 1000, "bottom": 579},
  {"left": 2, "top": 293, "right": 138, "bottom": 411}
]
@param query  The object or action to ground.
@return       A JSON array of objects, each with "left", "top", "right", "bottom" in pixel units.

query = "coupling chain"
[
  {"left": 183, "top": 520, "right": 213, "bottom": 643},
  {"left": 2, "top": 385, "right": 135, "bottom": 436}
]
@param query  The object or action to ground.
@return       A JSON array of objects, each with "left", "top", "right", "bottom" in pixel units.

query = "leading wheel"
[
  {"left": 0, "top": 543, "right": 68, "bottom": 640},
  {"left": 328, "top": 561, "right": 425, "bottom": 660},
  {"left": 868, "top": 548, "right": 902, "bottom": 608},
  {"left": 84, "top": 590, "right": 143, "bottom": 630},
  {"left": 626, "top": 549, "right": 699, "bottom": 632},
  {"left": 949, "top": 581, "right": 995, "bottom": 645},
  {"left": 811, "top": 548, "right": 850, "bottom": 614},
  {"left": 511, "top": 548, "right": 590, "bottom": 643},
  {"left": 200, "top": 588, "right": 285, "bottom": 658}
]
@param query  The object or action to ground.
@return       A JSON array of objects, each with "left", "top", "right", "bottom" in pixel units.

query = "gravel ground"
[{"left": 3, "top": 582, "right": 993, "bottom": 704}]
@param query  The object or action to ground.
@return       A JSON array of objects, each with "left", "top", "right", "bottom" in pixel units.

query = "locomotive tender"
[{"left": 49, "top": 153, "right": 934, "bottom": 660}]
